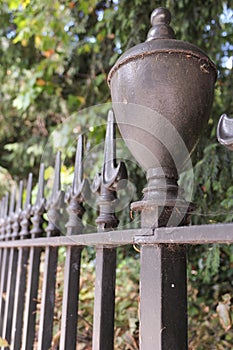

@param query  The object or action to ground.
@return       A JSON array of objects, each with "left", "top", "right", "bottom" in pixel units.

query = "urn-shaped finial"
[{"left": 108, "top": 8, "right": 217, "bottom": 173}]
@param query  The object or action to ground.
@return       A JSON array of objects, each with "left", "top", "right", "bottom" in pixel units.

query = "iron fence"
[
  {"left": 0, "top": 111, "right": 232, "bottom": 350},
  {"left": 1, "top": 6, "right": 233, "bottom": 350}
]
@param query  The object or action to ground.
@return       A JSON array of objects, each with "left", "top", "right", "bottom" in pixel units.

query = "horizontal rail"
[{"left": 0, "top": 223, "right": 233, "bottom": 248}]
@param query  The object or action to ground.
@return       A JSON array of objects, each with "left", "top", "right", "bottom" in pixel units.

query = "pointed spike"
[
  {"left": 24, "top": 173, "right": 33, "bottom": 209},
  {"left": 0, "top": 197, "right": 5, "bottom": 219},
  {"left": 9, "top": 187, "right": 16, "bottom": 214},
  {"left": 52, "top": 151, "right": 61, "bottom": 199},
  {"left": 35, "top": 163, "right": 45, "bottom": 206},
  {"left": 104, "top": 110, "right": 116, "bottom": 167},
  {"left": 73, "top": 135, "right": 84, "bottom": 196},
  {"left": 4, "top": 193, "right": 9, "bottom": 217},
  {"left": 16, "top": 180, "right": 24, "bottom": 213}
]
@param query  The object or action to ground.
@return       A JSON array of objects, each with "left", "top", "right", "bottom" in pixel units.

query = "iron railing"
[{"left": 0, "top": 111, "right": 232, "bottom": 350}]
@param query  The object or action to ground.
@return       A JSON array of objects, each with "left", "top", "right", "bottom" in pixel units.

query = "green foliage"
[{"left": 1, "top": 0, "right": 233, "bottom": 347}]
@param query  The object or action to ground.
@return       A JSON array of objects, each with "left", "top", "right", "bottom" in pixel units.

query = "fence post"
[
  {"left": 131, "top": 169, "right": 191, "bottom": 350},
  {"left": 108, "top": 6, "right": 217, "bottom": 349}
]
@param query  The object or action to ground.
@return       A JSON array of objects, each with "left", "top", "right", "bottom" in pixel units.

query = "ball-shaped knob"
[{"left": 147, "top": 7, "right": 176, "bottom": 41}]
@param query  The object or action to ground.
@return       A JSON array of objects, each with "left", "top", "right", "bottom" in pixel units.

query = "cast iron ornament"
[
  {"left": 108, "top": 7, "right": 217, "bottom": 226},
  {"left": 92, "top": 110, "right": 127, "bottom": 231},
  {"left": 217, "top": 114, "right": 233, "bottom": 151},
  {"left": 108, "top": 7, "right": 217, "bottom": 172}
]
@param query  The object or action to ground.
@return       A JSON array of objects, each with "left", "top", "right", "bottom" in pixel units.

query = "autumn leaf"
[
  {"left": 0, "top": 337, "right": 9, "bottom": 347},
  {"left": 216, "top": 294, "right": 232, "bottom": 331},
  {"left": 36, "top": 78, "right": 46, "bottom": 86},
  {"left": 42, "top": 49, "right": 55, "bottom": 58}
]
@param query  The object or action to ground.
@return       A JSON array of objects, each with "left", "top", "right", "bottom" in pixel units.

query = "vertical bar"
[
  {"left": 92, "top": 111, "right": 127, "bottom": 350},
  {"left": 0, "top": 200, "right": 4, "bottom": 273},
  {"left": 22, "top": 164, "right": 45, "bottom": 350},
  {"left": 140, "top": 245, "right": 187, "bottom": 350},
  {"left": 21, "top": 246, "right": 42, "bottom": 350},
  {"left": 11, "top": 175, "right": 32, "bottom": 350},
  {"left": 37, "top": 153, "right": 63, "bottom": 350},
  {"left": 92, "top": 247, "right": 116, "bottom": 350},
  {"left": 1, "top": 189, "right": 17, "bottom": 345},
  {"left": 37, "top": 245, "right": 59, "bottom": 350},
  {"left": 59, "top": 136, "right": 86, "bottom": 350},
  {"left": 0, "top": 194, "right": 9, "bottom": 335},
  {"left": 59, "top": 246, "right": 82, "bottom": 349},
  {"left": 132, "top": 168, "right": 190, "bottom": 350},
  {"left": 10, "top": 247, "right": 29, "bottom": 349}
]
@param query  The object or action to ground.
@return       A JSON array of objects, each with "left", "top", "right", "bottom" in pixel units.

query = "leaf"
[
  {"left": 0, "top": 338, "right": 10, "bottom": 347},
  {"left": 216, "top": 294, "right": 232, "bottom": 331}
]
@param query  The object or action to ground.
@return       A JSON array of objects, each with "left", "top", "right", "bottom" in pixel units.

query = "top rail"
[{"left": 0, "top": 222, "right": 232, "bottom": 248}]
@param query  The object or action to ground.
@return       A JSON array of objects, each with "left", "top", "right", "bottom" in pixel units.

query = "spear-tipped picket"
[
  {"left": 2, "top": 193, "right": 9, "bottom": 240},
  {"left": 6, "top": 188, "right": 16, "bottom": 239},
  {"left": 19, "top": 173, "right": 33, "bottom": 238},
  {"left": 35, "top": 164, "right": 45, "bottom": 210},
  {"left": 73, "top": 135, "right": 84, "bottom": 197},
  {"left": 12, "top": 181, "right": 23, "bottom": 238},
  {"left": 59, "top": 136, "right": 88, "bottom": 349},
  {"left": 65, "top": 135, "right": 89, "bottom": 235},
  {"left": 0, "top": 198, "right": 5, "bottom": 240},
  {"left": 103, "top": 110, "right": 127, "bottom": 190},
  {"left": 92, "top": 110, "right": 128, "bottom": 349},
  {"left": 31, "top": 163, "right": 45, "bottom": 238},
  {"left": 92, "top": 110, "right": 128, "bottom": 231},
  {"left": 46, "top": 151, "right": 64, "bottom": 237}
]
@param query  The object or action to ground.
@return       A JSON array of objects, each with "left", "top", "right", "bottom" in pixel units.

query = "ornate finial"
[
  {"left": 4, "top": 192, "right": 9, "bottom": 218},
  {"left": 0, "top": 197, "right": 6, "bottom": 240},
  {"left": 16, "top": 180, "right": 23, "bottom": 213},
  {"left": 92, "top": 110, "right": 128, "bottom": 231},
  {"left": 12, "top": 180, "right": 23, "bottom": 238},
  {"left": 6, "top": 187, "right": 16, "bottom": 239},
  {"left": 34, "top": 163, "right": 45, "bottom": 210},
  {"left": 2, "top": 193, "right": 9, "bottom": 239},
  {"left": 71, "top": 135, "right": 89, "bottom": 200},
  {"left": 46, "top": 151, "right": 64, "bottom": 237},
  {"left": 103, "top": 110, "right": 127, "bottom": 190},
  {"left": 217, "top": 114, "right": 233, "bottom": 151},
  {"left": 65, "top": 135, "right": 89, "bottom": 235},
  {"left": 147, "top": 7, "right": 176, "bottom": 41},
  {"left": 19, "top": 173, "right": 33, "bottom": 238},
  {"left": 51, "top": 152, "right": 61, "bottom": 203},
  {"left": 31, "top": 163, "right": 45, "bottom": 237},
  {"left": 25, "top": 173, "right": 33, "bottom": 210}
]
